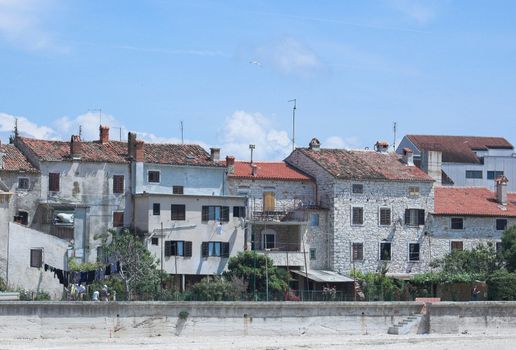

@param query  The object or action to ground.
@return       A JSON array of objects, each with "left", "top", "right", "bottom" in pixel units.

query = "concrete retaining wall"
[{"left": 0, "top": 301, "right": 514, "bottom": 339}]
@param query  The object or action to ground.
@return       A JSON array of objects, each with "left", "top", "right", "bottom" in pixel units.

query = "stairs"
[{"left": 388, "top": 314, "right": 423, "bottom": 335}]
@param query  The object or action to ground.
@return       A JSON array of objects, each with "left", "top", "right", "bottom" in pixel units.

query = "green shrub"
[
  {"left": 17, "top": 289, "right": 51, "bottom": 301},
  {"left": 0, "top": 277, "right": 6, "bottom": 292},
  {"left": 487, "top": 269, "right": 516, "bottom": 301},
  {"left": 191, "top": 276, "right": 246, "bottom": 301}
]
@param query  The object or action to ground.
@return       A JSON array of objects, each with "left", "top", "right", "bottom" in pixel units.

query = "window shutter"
[
  {"left": 221, "top": 206, "right": 230, "bottom": 222},
  {"left": 418, "top": 210, "right": 425, "bottom": 225},
  {"left": 184, "top": 241, "right": 192, "bottom": 257},
  {"left": 113, "top": 175, "right": 124, "bottom": 194},
  {"left": 263, "top": 192, "right": 275, "bottom": 211},
  {"left": 404, "top": 209, "right": 410, "bottom": 225},
  {"left": 202, "top": 206, "right": 209, "bottom": 221},
  {"left": 30, "top": 249, "right": 42, "bottom": 268},
  {"left": 201, "top": 242, "right": 209, "bottom": 257},
  {"left": 49, "top": 173, "right": 60, "bottom": 192},
  {"left": 222, "top": 242, "right": 230, "bottom": 257},
  {"left": 164, "top": 241, "right": 172, "bottom": 256}
]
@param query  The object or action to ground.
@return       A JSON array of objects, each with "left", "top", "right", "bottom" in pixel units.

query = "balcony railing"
[{"left": 250, "top": 200, "right": 322, "bottom": 222}]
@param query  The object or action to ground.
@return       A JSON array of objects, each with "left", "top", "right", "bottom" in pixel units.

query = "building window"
[
  {"left": 352, "top": 243, "right": 363, "bottom": 261},
  {"left": 171, "top": 204, "right": 186, "bottom": 221},
  {"left": 379, "top": 208, "right": 391, "bottom": 226},
  {"left": 311, "top": 213, "right": 319, "bottom": 226},
  {"left": 18, "top": 177, "right": 29, "bottom": 190},
  {"left": 352, "top": 207, "right": 364, "bottom": 225},
  {"left": 14, "top": 211, "right": 29, "bottom": 225},
  {"left": 165, "top": 241, "right": 192, "bottom": 257},
  {"left": 496, "top": 219, "right": 508, "bottom": 231},
  {"left": 404, "top": 209, "right": 425, "bottom": 226},
  {"left": 352, "top": 184, "right": 363, "bottom": 194},
  {"left": 201, "top": 241, "right": 230, "bottom": 257},
  {"left": 409, "top": 243, "right": 420, "bottom": 262},
  {"left": 409, "top": 186, "right": 420, "bottom": 196},
  {"left": 451, "top": 241, "right": 464, "bottom": 252},
  {"left": 148, "top": 170, "right": 160, "bottom": 183},
  {"left": 487, "top": 171, "right": 504, "bottom": 180},
  {"left": 30, "top": 248, "right": 42, "bottom": 268},
  {"left": 496, "top": 242, "right": 503, "bottom": 254},
  {"left": 233, "top": 206, "right": 246, "bottom": 218},
  {"left": 113, "top": 175, "right": 124, "bottom": 194},
  {"left": 151, "top": 237, "right": 159, "bottom": 246},
  {"left": 202, "top": 206, "right": 229, "bottom": 222},
  {"left": 263, "top": 191, "right": 276, "bottom": 211},
  {"left": 112, "top": 212, "right": 124, "bottom": 227},
  {"left": 173, "top": 185, "right": 184, "bottom": 194},
  {"left": 380, "top": 242, "right": 391, "bottom": 261},
  {"left": 451, "top": 218, "right": 464, "bottom": 230},
  {"left": 262, "top": 232, "right": 276, "bottom": 250},
  {"left": 465, "top": 170, "right": 483, "bottom": 179},
  {"left": 153, "top": 203, "right": 160, "bottom": 216},
  {"left": 48, "top": 172, "right": 60, "bottom": 192},
  {"left": 310, "top": 248, "right": 316, "bottom": 260}
]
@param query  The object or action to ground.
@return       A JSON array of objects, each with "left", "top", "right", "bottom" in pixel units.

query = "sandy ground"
[{"left": 1, "top": 334, "right": 515, "bottom": 350}]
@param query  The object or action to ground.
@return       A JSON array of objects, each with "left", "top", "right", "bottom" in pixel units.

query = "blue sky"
[{"left": 1, "top": 0, "right": 515, "bottom": 160}]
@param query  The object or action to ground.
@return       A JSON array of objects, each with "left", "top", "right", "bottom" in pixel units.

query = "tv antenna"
[
  {"left": 180, "top": 121, "right": 184, "bottom": 144},
  {"left": 393, "top": 121, "right": 397, "bottom": 151},
  {"left": 289, "top": 99, "right": 296, "bottom": 151}
]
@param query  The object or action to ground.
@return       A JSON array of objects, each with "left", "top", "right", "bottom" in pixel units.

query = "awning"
[{"left": 291, "top": 269, "right": 354, "bottom": 283}]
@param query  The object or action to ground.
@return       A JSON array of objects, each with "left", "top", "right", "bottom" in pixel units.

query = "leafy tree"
[
  {"left": 96, "top": 229, "right": 160, "bottom": 300},
  {"left": 191, "top": 276, "right": 247, "bottom": 301},
  {"left": 487, "top": 269, "right": 516, "bottom": 300},
  {"left": 224, "top": 251, "right": 288, "bottom": 295},
  {"left": 0, "top": 277, "right": 6, "bottom": 292},
  {"left": 502, "top": 225, "right": 516, "bottom": 272}
]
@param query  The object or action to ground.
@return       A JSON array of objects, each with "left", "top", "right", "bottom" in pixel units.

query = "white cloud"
[
  {"left": 387, "top": 0, "right": 437, "bottom": 25},
  {"left": 324, "top": 136, "right": 361, "bottom": 149},
  {"left": 0, "top": 0, "right": 66, "bottom": 52},
  {"left": 255, "top": 37, "right": 323, "bottom": 77},
  {"left": 0, "top": 112, "right": 57, "bottom": 139},
  {"left": 217, "top": 111, "right": 291, "bottom": 160}
]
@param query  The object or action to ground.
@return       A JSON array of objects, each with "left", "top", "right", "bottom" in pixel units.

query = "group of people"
[{"left": 65, "top": 283, "right": 114, "bottom": 301}]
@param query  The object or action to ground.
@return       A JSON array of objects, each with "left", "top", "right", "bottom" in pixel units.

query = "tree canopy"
[{"left": 502, "top": 225, "right": 516, "bottom": 272}]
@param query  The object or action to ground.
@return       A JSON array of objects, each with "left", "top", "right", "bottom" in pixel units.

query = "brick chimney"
[
  {"left": 135, "top": 140, "right": 144, "bottom": 162},
  {"left": 210, "top": 148, "right": 220, "bottom": 161},
  {"left": 496, "top": 175, "right": 509, "bottom": 205},
  {"left": 99, "top": 125, "right": 109, "bottom": 143},
  {"left": 226, "top": 156, "right": 235, "bottom": 174},
  {"left": 402, "top": 147, "right": 414, "bottom": 166},
  {"left": 309, "top": 138, "right": 321, "bottom": 151},
  {"left": 375, "top": 141, "right": 389, "bottom": 153},
  {"left": 128, "top": 132, "right": 137, "bottom": 159},
  {"left": 70, "top": 135, "right": 82, "bottom": 159}
]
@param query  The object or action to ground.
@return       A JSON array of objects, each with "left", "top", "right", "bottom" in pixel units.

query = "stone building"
[
  {"left": 285, "top": 139, "right": 435, "bottom": 277},
  {"left": 429, "top": 176, "right": 516, "bottom": 258},
  {"left": 130, "top": 137, "right": 246, "bottom": 290}
]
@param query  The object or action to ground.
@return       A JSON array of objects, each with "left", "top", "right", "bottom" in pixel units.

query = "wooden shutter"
[
  {"left": 113, "top": 212, "right": 124, "bottom": 227},
  {"left": 221, "top": 206, "right": 230, "bottom": 222},
  {"left": 201, "top": 242, "right": 209, "bottom": 257},
  {"left": 164, "top": 241, "right": 173, "bottom": 256},
  {"left": 352, "top": 243, "right": 363, "bottom": 261},
  {"left": 404, "top": 209, "right": 411, "bottom": 225},
  {"left": 171, "top": 205, "right": 185, "bottom": 220},
  {"left": 113, "top": 175, "right": 124, "bottom": 194},
  {"left": 49, "top": 173, "right": 60, "bottom": 192},
  {"left": 184, "top": 241, "right": 192, "bottom": 257},
  {"left": 202, "top": 206, "right": 209, "bottom": 221},
  {"left": 263, "top": 192, "right": 275, "bottom": 211},
  {"left": 418, "top": 210, "right": 425, "bottom": 225},
  {"left": 222, "top": 242, "right": 230, "bottom": 257}
]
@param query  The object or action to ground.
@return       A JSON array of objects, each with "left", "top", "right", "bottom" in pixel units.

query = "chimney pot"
[
  {"left": 210, "top": 147, "right": 221, "bottom": 161},
  {"left": 70, "top": 135, "right": 82, "bottom": 159},
  {"left": 99, "top": 125, "right": 109, "bottom": 143},
  {"left": 135, "top": 140, "right": 145, "bottom": 162},
  {"left": 309, "top": 138, "right": 321, "bottom": 151},
  {"left": 226, "top": 156, "right": 235, "bottom": 174},
  {"left": 496, "top": 175, "right": 509, "bottom": 205},
  {"left": 375, "top": 141, "right": 389, "bottom": 153}
]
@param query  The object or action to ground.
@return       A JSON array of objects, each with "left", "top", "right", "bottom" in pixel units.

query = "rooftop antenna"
[
  {"left": 14, "top": 118, "right": 19, "bottom": 138},
  {"left": 180, "top": 121, "right": 184, "bottom": 144},
  {"left": 249, "top": 144, "right": 255, "bottom": 164},
  {"left": 288, "top": 99, "right": 296, "bottom": 151},
  {"left": 393, "top": 121, "right": 397, "bottom": 152},
  {"left": 79, "top": 125, "right": 82, "bottom": 139},
  {"left": 111, "top": 126, "right": 122, "bottom": 141}
]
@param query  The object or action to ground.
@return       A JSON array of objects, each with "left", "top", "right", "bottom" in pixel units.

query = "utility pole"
[
  {"left": 180, "top": 121, "right": 184, "bottom": 144},
  {"left": 265, "top": 249, "right": 270, "bottom": 302},
  {"left": 393, "top": 122, "right": 397, "bottom": 151},
  {"left": 160, "top": 222, "right": 164, "bottom": 292},
  {"left": 289, "top": 99, "right": 297, "bottom": 151}
]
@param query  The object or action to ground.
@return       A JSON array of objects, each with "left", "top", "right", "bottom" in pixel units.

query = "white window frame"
[
  {"left": 147, "top": 169, "right": 161, "bottom": 184},
  {"left": 261, "top": 229, "right": 277, "bottom": 250},
  {"left": 351, "top": 205, "right": 365, "bottom": 226},
  {"left": 450, "top": 217, "right": 464, "bottom": 230},
  {"left": 379, "top": 241, "right": 392, "bottom": 261},
  {"left": 408, "top": 242, "right": 420, "bottom": 262},
  {"left": 378, "top": 206, "right": 392, "bottom": 226},
  {"left": 17, "top": 177, "right": 30, "bottom": 190},
  {"left": 408, "top": 186, "right": 420, "bottom": 197}
]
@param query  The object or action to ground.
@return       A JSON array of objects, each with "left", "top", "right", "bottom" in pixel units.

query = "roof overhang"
[{"left": 291, "top": 269, "right": 354, "bottom": 283}]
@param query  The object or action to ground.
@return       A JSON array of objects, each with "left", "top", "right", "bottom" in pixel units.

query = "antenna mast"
[
  {"left": 393, "top": 121, "right": 397, "bottom": 151},
  {"left": 180, "top": 121, "right": 184, "bottom": 144},
  {"left": 289, "top": 99, "right": 296, "bottom": 151}
]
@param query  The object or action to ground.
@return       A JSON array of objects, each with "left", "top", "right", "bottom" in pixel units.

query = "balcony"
[
  {"left": 249, "top": 200, "right": 321, "bottom": 223},
  {"left": 251, "top": 223, "right": 305, "bottom": 267}
]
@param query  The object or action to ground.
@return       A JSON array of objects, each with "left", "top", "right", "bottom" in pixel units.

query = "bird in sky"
[{"left": 249, "top": 60, "right": 262, "bottom": 67}]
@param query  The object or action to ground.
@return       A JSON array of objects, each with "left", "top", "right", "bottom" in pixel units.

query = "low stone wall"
[{"left": 0, "top": 301, "right": 515, "bottom": 339}]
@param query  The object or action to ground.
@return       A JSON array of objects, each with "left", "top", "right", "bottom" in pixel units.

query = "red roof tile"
[
  {"left": 226, "top": 161, "right": 312, "bottom": 181},
  {"left": 435, "top": 187, "right": 516, "bottom": 217},
  {"left": 0, "top": 144, "right": 38, "bottom": 172},
  {"left": 407, "top": 135, "right": 513, "bottom": 164},
  {"left": 296, "top": 148, "right": 433, "bottom": 182}
]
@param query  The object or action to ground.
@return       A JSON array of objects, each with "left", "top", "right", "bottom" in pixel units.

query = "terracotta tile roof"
[
  {"left": 296, "top": 148, "right": 433, "bottom": 182},
  {"left": 226, "top": 161, "right": 312, "bottom": 181},
  {"left": 143, "top": 143, "right": 223, "bottom": 167},
  {"left": 406, "top": 135, "right": 513, "bottom": 164},
  {"left": 0, "top": 144, "right": 38, "bottom": 172},
  {"left": 435, "top": 187, "right": 516, "bottom": 217},
  {"left": 17, "top": 137, "right": 223, "bottom": 167}
]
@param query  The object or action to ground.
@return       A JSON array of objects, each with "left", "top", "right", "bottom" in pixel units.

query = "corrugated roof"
[
  {"left": 407, "top": 135, "right": 513, "bottom": 164},
  {"left": 226, "top": 161, "right": 312, "bottom": 181},
  {"left": 0, "top": 144, "right": 38, "bottom": 172},
  {"left": 296, "top": 148, "right": 433, "bottom": 182},
  {"left": 434, "top": 187, "right": 516, "bottom": 217}
]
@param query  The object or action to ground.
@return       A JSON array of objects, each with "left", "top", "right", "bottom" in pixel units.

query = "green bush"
[
  {"left": 487, "top": 269, "right": 516, "bottom": 301},
  {"left": 191, "top": 276, "right": 247, "bottom": 301},
  {"left": 17, "top": 289, "right": 51, "bottom": 301},
  {"left": 0, "top": 277, "right": 6, "bottom": 292},
  {"left": 351, "top": 269, "right": 402, "bottom": 301}
]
